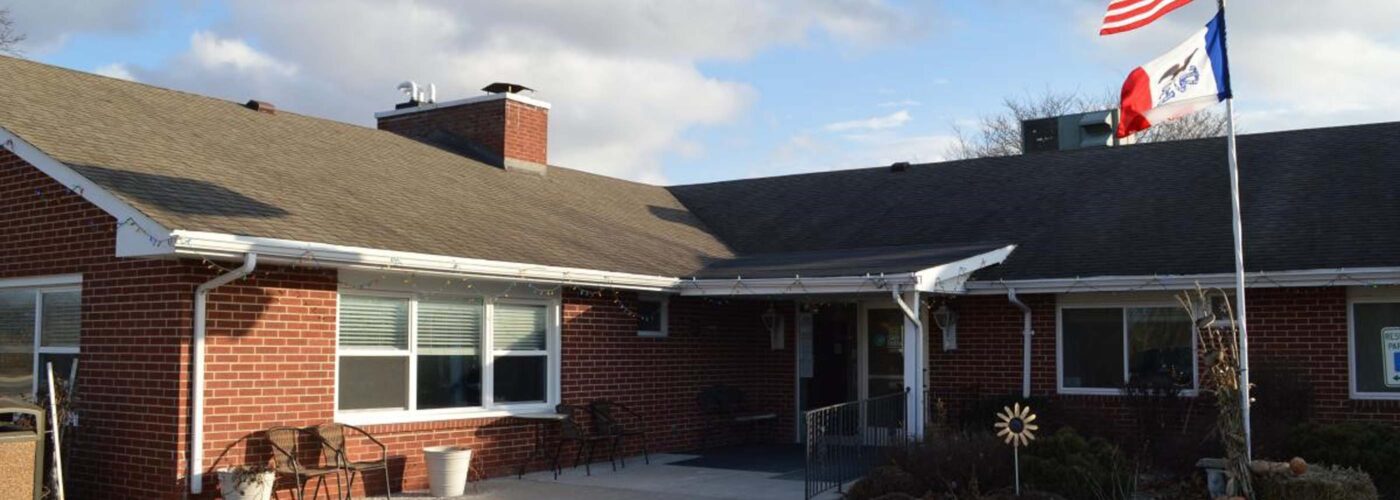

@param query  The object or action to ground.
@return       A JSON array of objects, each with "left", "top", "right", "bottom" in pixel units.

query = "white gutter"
[
  {"left": 189, "top": 253, "right": 257, "bottom": 494},
  {"left": 170, "top": 231, "right": 677, "bottom": 292},
  {"left": 678, "top": 273, "right": 918, "bottom": 296},
  {"left": 1007, "top": 287, "right": 1033, "bottom": 399},
  {"left": 964, "top": 266, "right": 1400, "bottom": 295}
]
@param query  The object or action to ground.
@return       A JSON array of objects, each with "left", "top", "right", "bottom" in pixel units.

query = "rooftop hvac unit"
[{"left": 1021, "top": 109, "right": 1133, "bottom": 154}]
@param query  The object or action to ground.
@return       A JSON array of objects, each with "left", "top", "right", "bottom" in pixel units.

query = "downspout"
[
  {"left": 892, "top": 284, "right": 923, "bottom": 435},
  {"left": 190, "top": 253, "right": 257, "bottom": 495},
  {"left": 1007, "top": 287, "right": 1033, "bottom": 398}
]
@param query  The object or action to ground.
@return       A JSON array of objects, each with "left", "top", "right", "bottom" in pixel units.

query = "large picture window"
[
  {"left": 1350, "top": 299, "right": 1400, "bottom": 398},
  {"left": 0, "top": 285, "right": 80, "bottom": 397},
  {"left": 1058, "top": 304, "right": 1195, "bottom": 394},
  {"left": 336, "top": 292, "right": 557, "bottom": 422}
]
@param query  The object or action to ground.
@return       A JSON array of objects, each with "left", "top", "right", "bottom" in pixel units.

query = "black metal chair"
[
  {"left": 266, "top": 426, "right": 344, "bottom": 500},
  {"left": 553, "top": 403, "right": 617, "bottom": 477},
  {"left": 588, "top": 399, "right": 650, "bottom": 467},
  {"left": 314, "top": 422, "right": 392, "bottom": 499}
]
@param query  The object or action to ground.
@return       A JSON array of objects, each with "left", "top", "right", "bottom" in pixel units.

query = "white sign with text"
[{"left": 1384, "top": 327, "right": 1400, "bottom": 388}]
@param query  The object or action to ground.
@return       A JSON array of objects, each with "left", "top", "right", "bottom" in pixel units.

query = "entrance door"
[{"left": 863, "top": 307, "right": 905, "bottom": 399}]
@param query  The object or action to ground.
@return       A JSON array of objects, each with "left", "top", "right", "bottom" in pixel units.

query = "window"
[
  {"left": 636, "top": 295, "right": 668, "bottom": 337},
  {"left": 0, "top": 285, "right": 80, "bottom": 397},
  {"left": 1349, "top": 296, "right": 1400, "bottom": 399},
  {"left": 1058, "top": 305, "right": 1195, "bottom": 394},
  {"left": 336, "top": 292, "right": 557, "bottom": 422}
]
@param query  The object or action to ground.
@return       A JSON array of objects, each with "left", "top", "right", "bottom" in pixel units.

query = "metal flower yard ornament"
[{"left": 995, "top": 403, "right": 1038, "bottom": 496}]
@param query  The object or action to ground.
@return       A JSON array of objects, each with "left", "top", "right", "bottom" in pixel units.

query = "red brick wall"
[
  {"left": 194, "top": 287, "right": 795, "bottom": 498},
  {"left": 377, "top": 96, "right": 549, "bottom": 166},
  {"left": 1, "top": 149, "right": 203, "bottom": 498},
  {"left": 929, "top": 288, "right": 1400, "bottom": 441}
]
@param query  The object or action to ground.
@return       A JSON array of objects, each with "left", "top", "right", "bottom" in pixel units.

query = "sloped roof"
[
  {"left": 690, "top": 242, "right": 1010, "bottom": 279},
  {"left": 0, "top": 56, "right": 733, "bottom": 277},
  {"left": 669, "top": 121, "right": 1400, "bottom": 281},
  {"left": 4, "top": 56, "right": 1398, "bottom": 283}
]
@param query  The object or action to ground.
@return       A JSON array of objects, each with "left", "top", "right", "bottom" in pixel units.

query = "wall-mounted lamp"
[
  {"left": 762, "top": 305, "right": 785, "bottom": 350},
  {"left": 933, "top": 302, "right": 958, "bottom": 351}
]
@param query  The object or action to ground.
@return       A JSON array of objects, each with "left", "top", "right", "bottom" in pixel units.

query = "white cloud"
[
  {"left": 88, "top": 0, "right": 928, "bottom": 183},
  {"left": 186, "top": 31, "right": 297, "bottom": 77},
  {"left": 93, "top": 63, "right": 135, "bottom": 81},
  {"left": 824, "top": 110, "right": 912, "bottom": 132},
  {"left": 5, "top": 0, "right": 156, "bottom": 53},
  {"left": 878, "top": 99, "right": 922, "bottom": 107}
]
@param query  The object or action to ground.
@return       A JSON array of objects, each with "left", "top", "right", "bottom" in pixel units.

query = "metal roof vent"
[
  {"left": 890, "top": 161, "right": 911, "bottom": 172},
  {"left": 482, "top": 82, "right": 533, "bottom": 94},
  {"left": 244, "top": 100, "right": 276, "bottom": 114},
  {"left": 394, "top": 81, "right": 437, "bottom": 109}
]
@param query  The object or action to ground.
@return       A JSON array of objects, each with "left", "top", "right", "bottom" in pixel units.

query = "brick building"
[{"left": 1, "top": 55, "right": 1398, "bottom": 498}]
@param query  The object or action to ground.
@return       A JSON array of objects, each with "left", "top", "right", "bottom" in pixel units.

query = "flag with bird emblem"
[{"left": 1116, "top": 10, "right": 1231, "bottom": 138}]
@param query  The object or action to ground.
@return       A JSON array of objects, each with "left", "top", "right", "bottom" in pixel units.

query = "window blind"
[
  {"left": 41, "top": 291, "right": 81, "bottom": 348},
  {"left": 494, "top": 304, "right": 546, "bottom": 351},
  {"left": 0, "top": 290, "right": 35, "bottom": 352},
  {"left": 417, "top": 297, "right": 483, "bottom": 355},
  {"left": 339, "top": 295, "right": 409, "bottom": 349}
]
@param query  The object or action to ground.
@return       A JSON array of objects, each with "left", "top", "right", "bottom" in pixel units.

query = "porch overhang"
[{"left": 678, "top": 243, "right": 1016, "bottom": 296}]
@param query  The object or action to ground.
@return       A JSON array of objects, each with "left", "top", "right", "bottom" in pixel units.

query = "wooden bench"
[{"left": 698, "top": 384, "right": 777, "bottom": 448}]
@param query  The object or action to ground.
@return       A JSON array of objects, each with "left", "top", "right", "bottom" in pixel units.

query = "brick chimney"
[{"left": 376, "top": 82, "right": 549, "bottom": 175}]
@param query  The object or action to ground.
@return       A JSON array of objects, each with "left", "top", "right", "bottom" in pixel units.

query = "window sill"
[
  {"left": 637, "top": 330, "right": 666, "bottom": 338},
  {"left": 1349, "top": 392, "right": 1400, "bottom": 401},
  {"left": 336, "top": 403, "right": 555, "bottom": 426},
  {"left": 1057, "top": 388, "right": 1200, "bottom": 398}
]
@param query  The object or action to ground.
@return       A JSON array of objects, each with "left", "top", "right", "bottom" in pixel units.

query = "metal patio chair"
[
  {"left": 266, "top": 426, "right": 345, "bottom": 500},
  {"left": 553, "top": 403, "right": 617, "bottom": 477},
  {"left": 588, "top": 399, "right": 650, "bottom": 466},
  {"left": 698, "top": 384, "right": 777, "bottom": 448},
  {"left": 314, "top": 422, "right": 393, "bottom": 499}
]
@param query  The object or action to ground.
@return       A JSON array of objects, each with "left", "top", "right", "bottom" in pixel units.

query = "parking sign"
[{"left": 1385, "top": 327, "right": 1400, "bottom": 388}]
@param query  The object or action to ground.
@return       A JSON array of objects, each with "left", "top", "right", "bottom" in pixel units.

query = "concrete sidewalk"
[{"left": 375, "top": 451, "right": 833, "bottom": 499}]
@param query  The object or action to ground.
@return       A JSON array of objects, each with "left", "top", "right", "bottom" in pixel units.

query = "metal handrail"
[{"left": 803, "top": 389, "right": 910, "bottom": 499}]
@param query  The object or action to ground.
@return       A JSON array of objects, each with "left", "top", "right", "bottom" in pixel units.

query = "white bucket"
[{"left": 423, "top": 445, "right": 473, "bottom": 497}]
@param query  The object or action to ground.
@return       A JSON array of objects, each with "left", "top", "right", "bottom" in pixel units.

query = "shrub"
[
  {"left": 1288, "top": 422, "right": 1400, "bottom": 499},
  {"left": 1021, "top": 427, "right": 1137, "bottom": 500},
  {"left": 891, "top": 430, "right": 1012, "bottom": 498},
  {"left": 1253, "top": 462, "right": 1379, "bottom": 500},
  {"left": 844, "top": 465, "right": 925, "bottom": 500}
]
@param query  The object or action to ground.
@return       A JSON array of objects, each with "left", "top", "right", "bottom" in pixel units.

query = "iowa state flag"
[{"left": 1117, "top": 11, "right": 1232, "bottom": 138}]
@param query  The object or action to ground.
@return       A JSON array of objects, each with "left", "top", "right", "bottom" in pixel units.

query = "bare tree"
[
  {"left": 947, "top": 88, "right": 1228, "bottom": 159},
  {"left": 0, "top": 8, "right": 24, "bottom": 56}
]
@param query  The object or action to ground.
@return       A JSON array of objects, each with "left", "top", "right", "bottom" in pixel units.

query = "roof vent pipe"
[{"left": 1007, "top": 287, "right": 1033, "bottom": 398}]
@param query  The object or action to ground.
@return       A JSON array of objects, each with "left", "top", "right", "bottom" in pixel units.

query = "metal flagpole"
[{"left": 1218, "top": 0, "right": 1252, "bottom": 462}]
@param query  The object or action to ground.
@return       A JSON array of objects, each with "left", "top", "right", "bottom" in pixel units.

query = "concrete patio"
[{"left": 375, "top": 444, "right": 843, "bottom": 500}]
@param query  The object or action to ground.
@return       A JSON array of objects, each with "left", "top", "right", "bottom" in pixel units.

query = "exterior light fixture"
[{"left": 932, "top": 302, "right": 957, "bottom": 351}]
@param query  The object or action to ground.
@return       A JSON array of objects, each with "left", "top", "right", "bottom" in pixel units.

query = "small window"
[
  {"left": 636, "top": 295, "right": 668, "bottom": 337},
  {"left": 1351, "top": 301, "right": 1400, "bottom": 397},
  {"left": 1059, "top": 305, "right": 1195, "bottom": 393},
  {"left": 0, "top": 286, "right": 81, "bottom": 397}
]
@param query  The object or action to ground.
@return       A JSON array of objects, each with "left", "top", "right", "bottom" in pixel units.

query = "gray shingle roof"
[
  {"left": 5, "top": 56, "right": 1398, "bottom": 283},
  {"left": 669, "top": 120, "right": 1400, "bottom": 281},
  {"left": 0, "top": 56, "right": 734, "bottom": 277}
]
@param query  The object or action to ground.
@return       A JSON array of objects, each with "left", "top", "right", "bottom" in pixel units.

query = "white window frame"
[
  {"left": 1347, "top": 287, "right": 1400, "bottom": 400},
  {"left": 334, "top": 289, "right": 561, "bottom": 425},
  {"left": 0, "top": 275, "right": 82, "bottom": 397},
  {"left": 636, "top": 294, "right": 669, "bottom": 338},
  {"left": 1056, "top": 295, "right": 1199, "bottom": 396}
]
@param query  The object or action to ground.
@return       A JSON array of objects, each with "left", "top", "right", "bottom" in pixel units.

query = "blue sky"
[{"left": 12, "top": 1, "right": 1400, "bottom": 184}]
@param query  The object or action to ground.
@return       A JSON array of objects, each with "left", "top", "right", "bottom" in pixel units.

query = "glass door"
[{"left": 865, "top": 308, "right": 905, "bottom": 398}]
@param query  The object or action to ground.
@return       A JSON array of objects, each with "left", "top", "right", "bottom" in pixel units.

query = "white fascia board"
[
  {"left": 169, "top": 230, "right": 679, "bottom": 291},
  {"left": 0, "top": 126, "right": 175, "bottom": 258},
  {"left": 373, "top": 92, "right": 552, "bottom": 119},
  {"left": 964, "top": 266, "right": 1400, "bottom": 295},
  {"left": 676, "top": 273, "right": 919, "bottom": 296},
  {"left": 914, "top": 244, "right": 1016, "bottom": 293}
]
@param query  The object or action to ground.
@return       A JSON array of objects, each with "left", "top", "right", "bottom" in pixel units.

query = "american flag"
[{"left": 1100, "top": 0, "right": 1195, "bottom": 35}]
